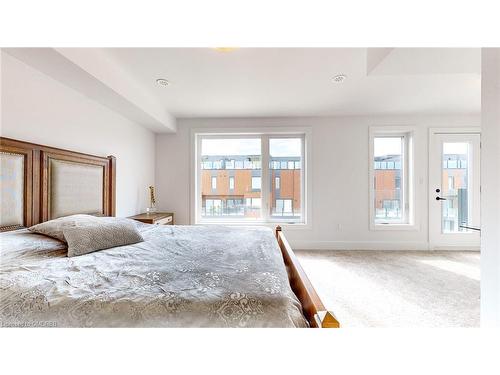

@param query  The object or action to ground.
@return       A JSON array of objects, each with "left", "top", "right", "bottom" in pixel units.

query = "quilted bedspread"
[{"left": 0, "top": 223, "right": 307, "bottom": 328}]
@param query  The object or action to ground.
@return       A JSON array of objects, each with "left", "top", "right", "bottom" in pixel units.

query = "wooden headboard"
[{"left": 0, "top": 137, "right": 115, "bottom": 232}]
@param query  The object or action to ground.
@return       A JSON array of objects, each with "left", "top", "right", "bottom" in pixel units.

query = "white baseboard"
[
  {"left": 429, "top": 245, "right": 481, "bottom": 251},
  {"left": 290, "top": 240, "right": 480, "bottom": 251}
]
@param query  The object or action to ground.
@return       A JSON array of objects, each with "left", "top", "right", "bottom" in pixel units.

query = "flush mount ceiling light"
[
  {"left": 156, "top": 78, "right": 170, "bottom": 87},
  {"left": 332, "top": 74, "right": 347, "bottom": 83},
  {"left": 213, "top": 47, "right": 238, "bottom": 52}
]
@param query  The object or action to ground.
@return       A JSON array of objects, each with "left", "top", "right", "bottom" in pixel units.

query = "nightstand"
[{"left": 129, "top": 212, "right": 174, "bottom": 225}]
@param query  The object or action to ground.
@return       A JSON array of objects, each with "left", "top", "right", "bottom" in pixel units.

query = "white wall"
[
  {"left": 481, "top": 48, "right": 500, "bottom": 327},
  {"left": 1, "top": 51, "right": 155, "bottom": 217},
  {"left": 156, "top": 115, "right": 480, "bottom": 250}
]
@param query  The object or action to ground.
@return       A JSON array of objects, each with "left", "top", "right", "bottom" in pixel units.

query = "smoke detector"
[{"left": 332, "top": 74, "right": 347, "bottom": 83}]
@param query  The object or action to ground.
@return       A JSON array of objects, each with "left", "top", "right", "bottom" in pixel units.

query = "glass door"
[{"left": 429, "top": 132, "right": 480, "bottom": 248}]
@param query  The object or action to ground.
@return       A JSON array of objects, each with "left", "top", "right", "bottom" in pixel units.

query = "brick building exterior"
[{"left": 201, "top": 155, "right": 301, "bottom": 218}]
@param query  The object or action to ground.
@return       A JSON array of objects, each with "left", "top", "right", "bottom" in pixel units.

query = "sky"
[
  {"left": 202, "top": 138, "right": 301, "bottom": 156},
  {"left": 270, "top": 138, "right": 301, "bottom": 157},
  {"left": 443, "top": 142, "right": 468, "bottom": 155},
  {"left": 202, "top": 137, "right": 468, "bottom": 158},
  {"left": 374, "top": 137, "right": 403, "bottom": 157}
]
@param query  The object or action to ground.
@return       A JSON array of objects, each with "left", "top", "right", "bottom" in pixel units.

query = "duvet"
[{"left": 0, "top": 224, "right": 307, "bottom": 327}]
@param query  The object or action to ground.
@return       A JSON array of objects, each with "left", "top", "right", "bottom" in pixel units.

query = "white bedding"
[{"left": 0, "top": 224, "right": 308, "bottom": 327}]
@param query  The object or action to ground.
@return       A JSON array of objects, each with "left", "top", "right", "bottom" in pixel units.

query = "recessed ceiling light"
[
  {"left": 332, "top": 74, "right": 347, "bottom": 83},
  {"left": 156, "top": 78, "right": 170, "bottom": 87}
]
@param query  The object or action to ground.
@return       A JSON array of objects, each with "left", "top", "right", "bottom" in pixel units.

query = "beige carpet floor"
[{"left": 295, "top": 250, "right": 480, "bottom": 327}]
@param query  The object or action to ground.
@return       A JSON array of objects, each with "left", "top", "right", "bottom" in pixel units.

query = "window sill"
[
  {"left": 195, "top": 220, "right": 311, "bottom": 230},
  {"left": 370, "top": 223, "right": 419, "bottom": 231}
]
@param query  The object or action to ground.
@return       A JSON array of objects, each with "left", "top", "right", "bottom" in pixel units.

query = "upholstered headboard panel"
[
  {"left": 0, "top": 152, "right": 26, "bottom": 229},
  {"left": 0, "top": 137, "right": 115, "bottom": 231},
  {"left": 48, "top": 159, "right": 105, "bottom": 219},
  {"left": 0, "top": 141, "right": 34, "bottom": 231}
]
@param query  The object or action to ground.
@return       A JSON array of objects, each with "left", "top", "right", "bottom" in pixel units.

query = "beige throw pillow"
[
  {"left": 63, "top": 220, "right": 144, "bottom": 257},
  {"left": 28, "top": 214, "right": 135, "bottom": 243},
  {"left": 28, "top": 214, "right": 104, "bottom": 242}
]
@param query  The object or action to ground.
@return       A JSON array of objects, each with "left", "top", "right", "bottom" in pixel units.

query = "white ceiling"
[
  {"left": 3, "top": 47, "right": 481, "bottom": 132},
  {"left": 103, "top": 48, "right": 481, "bottom": 118}
]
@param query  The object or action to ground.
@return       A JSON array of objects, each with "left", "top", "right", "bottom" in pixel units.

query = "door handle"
[{"left": 435, "top": 197, "right": 447, "bottom": 201}]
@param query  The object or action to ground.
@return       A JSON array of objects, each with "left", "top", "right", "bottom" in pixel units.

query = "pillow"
[
  {"left": 28, "top": 214, "right": 133, "bottom": 242},
  {"left": 63, "top": 220, "right": 144, "bottom": 257}
]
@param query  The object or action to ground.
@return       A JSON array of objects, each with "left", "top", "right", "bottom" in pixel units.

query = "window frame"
[
  {"left": 369, "top": 126, "right": 417, "bottom": 231},
  {"left": 192, "top": 128, "right": 311, "bottom": 227}
]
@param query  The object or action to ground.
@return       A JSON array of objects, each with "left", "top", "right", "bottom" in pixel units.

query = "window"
[
  {"left": 199, "top": 138, "right": 261, "bottom": 220},
  {"left": 226, "top": 199, "right": 244, "bottom": 215},
  {"left": 204, "top": 199, "right": 222, "bottom": 216},
  {"left": 246, "top": 197, "right": 261, "bottom": 208},
  {"left": 196, "top": 133, "right": 306, "bottom": 223},
  {"left": 275, "top": 199, "right": 293, "bottom": 215},
  {"left": 370, "top": 128, "right": 414, "bottom": 228},
  {"left": 270, "top": 138, "right": 302, "bottom": 219},
  {"left": 251, "top": 177, "right": 261, "bottom": 190}
]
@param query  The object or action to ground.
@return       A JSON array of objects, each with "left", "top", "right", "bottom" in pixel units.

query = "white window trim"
[
  {"left": 190, "top": 127, "right": 312, "bottom": 229},
  {"left": 369, "top": 126, "right": 418, "bottom": 231}
]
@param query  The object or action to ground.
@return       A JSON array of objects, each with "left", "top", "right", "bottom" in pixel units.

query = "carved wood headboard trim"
[{"left": 0, "top": 137, "right": 116, "bottom": 231}]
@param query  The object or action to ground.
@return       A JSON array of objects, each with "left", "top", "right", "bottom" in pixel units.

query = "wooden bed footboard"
[{"left": 275, "top": 226, "right": 340, "bottom": 328}]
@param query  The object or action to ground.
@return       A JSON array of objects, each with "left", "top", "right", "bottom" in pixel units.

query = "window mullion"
[
  {"left": 261, "top": 135, "right": 270, "bottom": 222},
  {"left": 300, "top": 134, "right": 306, "bottom": 222},
  {"left": 196, "top": 135, "right": 203, "bottom": 224},
  {"left": 405, "top": 134, "right": 411, "bottom": 224},
  {"left": 402, "top": 135, "right": 406, "bottom": 223},
  {"left": 403, "top": 135, "right": 408, "bottom": 223}
]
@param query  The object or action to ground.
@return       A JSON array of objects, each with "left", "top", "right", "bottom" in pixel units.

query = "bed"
[{"left": 0, "top": 137, "right": 339, "bottom": 328}]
